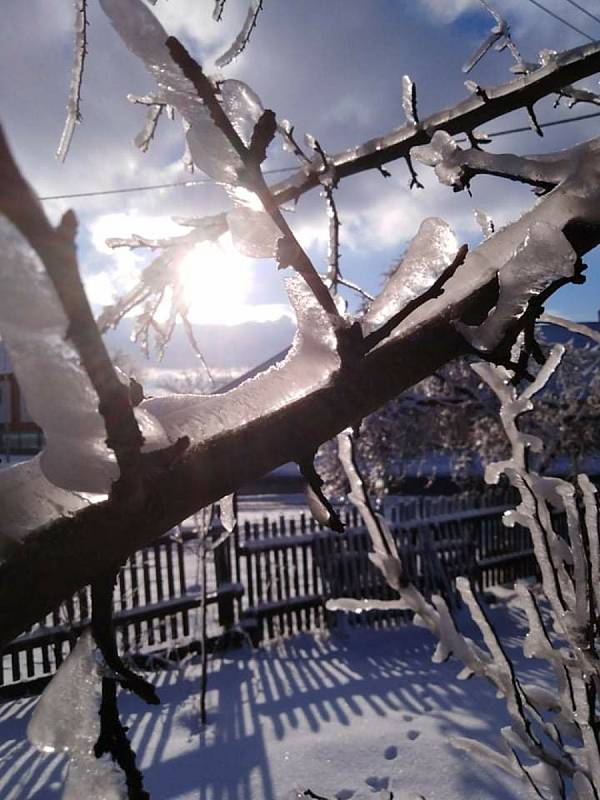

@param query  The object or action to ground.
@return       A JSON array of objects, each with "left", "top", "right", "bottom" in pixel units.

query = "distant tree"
[{"left": 319, "top": 338, "right": 600, "bottom": 498}]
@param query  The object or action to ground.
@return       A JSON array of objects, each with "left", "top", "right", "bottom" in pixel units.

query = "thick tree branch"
[
  {"left": 2, "top": 172, "right": 600, "bottom": 646},
  {"left": 3, "top": 40, "right": 600, "bottom": 647}
]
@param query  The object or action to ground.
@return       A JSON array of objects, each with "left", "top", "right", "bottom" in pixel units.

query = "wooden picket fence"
[{"left": 0, "top": 490, "right": 538, "bottom": 696}]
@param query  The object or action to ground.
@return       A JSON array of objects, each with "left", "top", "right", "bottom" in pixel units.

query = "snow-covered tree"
[
  {"left": 3, "top": 0, "right": 600, "bottom": 796},
  {"left": 318, "top": 337, "right": 600, "bottom": 498}
]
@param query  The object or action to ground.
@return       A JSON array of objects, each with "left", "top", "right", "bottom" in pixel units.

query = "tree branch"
[
  {"left": 0, "top": 124, "right": 145, "bottom": 497},
  {"left": 267, "top": 40, "right": 600, "bottom": 207}
]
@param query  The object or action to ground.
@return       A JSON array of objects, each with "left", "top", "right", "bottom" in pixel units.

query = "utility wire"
[
  {"left": 558, "top": 0, "right": 600, "bottom": 27},
  {"left": 486, "top": 109, "right": 600, "bottom": 137},
  {"left": 38, "top": 111, "right": 600, "bottom": 202},
  {"left": 523, "top": 0, "right": 595, "bottom": 41},
  {"left": 38, "top": 165, "right": 298, "bottom": 201}
]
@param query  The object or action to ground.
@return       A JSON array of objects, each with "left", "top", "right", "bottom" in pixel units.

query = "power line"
[
  {"left": 38, "top": 111, "right": 600, "bottom": 202},
  {"left": 38, "top": 165, "right": 298, "bottom": 202},
  {"left": 523, "top": 0, "right": 595, "bottom": 41},
  {"left": 557, "top": 0, "right": 600, "bottom": 27},
  {"left": 486, "top": 109, "right": 600, "bottom": 137}
]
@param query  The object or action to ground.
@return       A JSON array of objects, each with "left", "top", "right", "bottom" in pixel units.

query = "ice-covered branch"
[
  {"left": 215, "top": 0, "right": 263, "bottom": 68},
  {"left": 56, "top": 0, "right": 88, "bottom": 162},
  {"left": 539, "top": 313, "right": 600, "bottom": 346},
  {"left": 4, "top": 115, "right": 600, "bottom": 644},
  {"left": 472, "top": 352, "right": 600, "bottom": 790},
  {"left": 164, "top": 35, "right": 340, "bottom": 319},
  {"left": 266, "top": 39, "right": 600, "bottom": 209},
  {"left": 333, "top": 430, "right": 573, "bottom": 789},
  {"left": 0, "top": 123, "right": 148, "bottom": 497},
  {"left": 412, "top": 131, "right": 577, "bottom": 191}
]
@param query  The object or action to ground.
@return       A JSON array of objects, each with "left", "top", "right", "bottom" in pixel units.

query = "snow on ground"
[{"left": 0, "top": 599, "right": 545, "bottom": 800}]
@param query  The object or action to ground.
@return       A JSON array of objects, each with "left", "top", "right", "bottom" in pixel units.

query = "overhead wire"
[
  {"left": 557, "top": 0, "right": 600, "bottom": 27},
  {"left": 38, "top": 110, "right": 600, "bottom": 202},
  {"left": 38, "top": 165, "right": 299, "bottom": 201},
  {"left": 522, "top": 0, "right": 595, "bottom": 41}
]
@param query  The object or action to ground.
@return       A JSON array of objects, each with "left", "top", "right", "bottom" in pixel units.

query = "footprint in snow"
[
  {"left": 383, "top": 745, "right": 398, "bottom": 760},
  {"left": 406, "top": 729, "right": 421, "bottom": 740},
  {"left": 402, "top": 714, "right": 414, "bottom": 722},
  {"left": 336, "top": 791, "right": 355, "bottom": 800},
  {"left": 365, "top": 776, "right": 390, "bottom": 792}
]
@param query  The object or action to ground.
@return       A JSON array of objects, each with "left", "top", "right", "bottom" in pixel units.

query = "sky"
[{"left": 2, "top": 0, "right": 600, "bottom": 381}]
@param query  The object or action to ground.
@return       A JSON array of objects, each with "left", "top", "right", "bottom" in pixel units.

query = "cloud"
[{"left": 3, "top": 0, "right": 599, "bottom": 373}]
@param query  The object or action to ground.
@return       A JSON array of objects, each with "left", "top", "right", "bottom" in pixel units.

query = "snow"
[{"left": 0, "top": 601, "right": 541, "bottom": 799}]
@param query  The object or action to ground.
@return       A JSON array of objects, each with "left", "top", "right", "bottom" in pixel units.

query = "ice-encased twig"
[
  {"left": 333, "top": 407, "right": 582, "bottom": 793},
  {"left": 134, "top": 103, "right": 164, "bottom": 152},
  {"left": 215, "top": 0, "right": 263, "bottom": 68},
  {"left": 474, "top": 352, "right": 600, "bottom": 790},
  {"left": 539, "top": 314, "right": 600, "bottom": 347},
  {"left": 213, "top": 0, "right": 227, "bottom": 22},
  {"left": 56, "top": 0, "right": 88, "bottom": 162}
]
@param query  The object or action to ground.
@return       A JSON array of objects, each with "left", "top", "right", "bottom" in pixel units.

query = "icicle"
[
  {"left": 401, "top": 75, "right": 418, "bottom": 126},
  {"left": 219, "top": 493, "right": 237, "bottom": 532},
  {"left": 28, "top": 630, "right": 103, "bottom": 754},
  {"left": 134, "top": 103, "right": 163, "bottom": 152}
]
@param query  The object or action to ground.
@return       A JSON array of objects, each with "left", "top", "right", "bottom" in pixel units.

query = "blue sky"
[{"left": 2, "top": 0, "right": 600, "bottom": 376}]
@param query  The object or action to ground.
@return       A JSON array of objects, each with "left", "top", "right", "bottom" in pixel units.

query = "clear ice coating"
[
  {"left": 99, "top": 0, "right": 265, "bottom": 185},
  {"left": 0, "top": 455, "right": 91, "bottom": 555},
  {"left": 28, "top": 630, "right": 103, "bottom": 755},
  {"left": 28, "top": 630, "right": 127, "bottom": 798},
  {"left": 456, "top": 222, "right": 577, "bottom": 351},
  {"left": 0, "top": 216, "right": 115, "bottom": 494},
  {"left": 474, "top": 208, "right": 494, "bottom": 239},
  {"left": 227, "top": 186, "right": 281, "bottom": 258},
  {"left": 62, "top": 755, "right": 127, "bottom": 800},
  {"left": 362, "top": 218, "right": 458, "bottom": 335},
  {"left": 0, "top": 216, "right": 170, "bottom": 540},
  {"left": 141, "top": 275, "right": 343, "bottom": 444},
  {"left": 401, "top": 74, "right": 417, "bottom": 126},
  {"left": 215, "top": 0, "right": 262, "bottom": 68},
  {"left": 411, "top": 131, "right": 464, "bottom": 187},
  {"left": 219, "top": 493, "right": 236, "bottom": 532}
]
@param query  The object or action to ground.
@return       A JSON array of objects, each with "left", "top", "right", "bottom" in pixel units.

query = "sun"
[{"left": 178, "top": 236, "right": 254, "bottom": 325}]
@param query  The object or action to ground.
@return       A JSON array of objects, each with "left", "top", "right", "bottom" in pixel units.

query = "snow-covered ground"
[{"left": 0, "top": 593, "right": 544, "bottom": 800}]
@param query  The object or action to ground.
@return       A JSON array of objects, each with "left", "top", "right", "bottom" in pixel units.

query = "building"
[{"left": 0, "top": 342, "right": 43, "bottom": 458}]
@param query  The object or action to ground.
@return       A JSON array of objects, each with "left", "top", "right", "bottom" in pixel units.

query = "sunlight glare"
[{"left": 178, "top": 236, "right": 253, "bottom": 325}]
